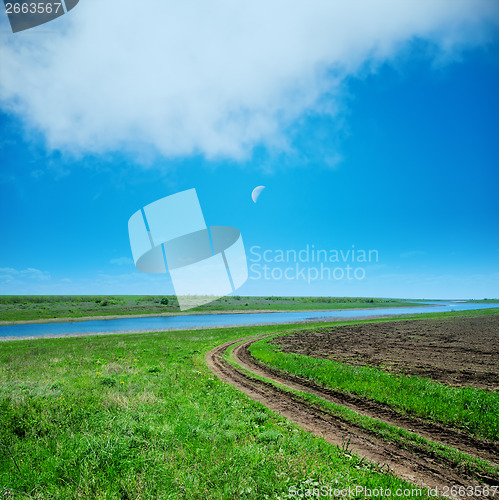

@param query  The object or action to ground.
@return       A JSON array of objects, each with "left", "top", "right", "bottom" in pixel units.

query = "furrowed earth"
[{"left": 270, "top": 316, "right": 499, "bottom": 391}]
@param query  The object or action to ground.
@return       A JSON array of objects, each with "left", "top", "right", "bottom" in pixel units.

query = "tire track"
[
  {"left": 206, "top": 335, "right": 498, "bottom": 497},
  {"left": 236, "top": 341, "right": 499, "bottom": 465}
]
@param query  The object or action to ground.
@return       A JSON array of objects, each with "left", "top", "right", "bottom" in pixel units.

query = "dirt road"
[{"left": 207, "top": 335, "right": 498, "bottom": 497}]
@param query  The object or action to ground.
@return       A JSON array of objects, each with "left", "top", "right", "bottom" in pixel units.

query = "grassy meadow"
[{"left": 0, "top": 320, "right": 435, "bottom": 499}]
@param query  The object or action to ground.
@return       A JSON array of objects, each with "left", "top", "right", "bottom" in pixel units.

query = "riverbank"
[
  {"left": 0, "top": 295, "right": 423, "bottom": 323},
  {"left": 0, "top": 313, "right": 402, "bottom": 342},
  {"left": 4, "top": 304, "right": 499, "bottom": 343},
  {"left": 0, "top": 304, "right": 433, "bottom": 327}
]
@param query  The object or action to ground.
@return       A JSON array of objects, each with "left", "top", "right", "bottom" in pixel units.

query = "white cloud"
[
  {"left": 0, "top": 267, "right": 51, "bottom": 284},
  {"left": 110, "top": 257, "right": 134, "bottom": 266},
  {"left": 0, "top": 0, "right": 498, "bottom": 160}
]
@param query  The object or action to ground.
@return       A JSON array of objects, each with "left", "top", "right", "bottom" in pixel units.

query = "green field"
[
  {"left": 0, "top": 295, "right": 420, "bottom": 323},
  {"left": 2, "top": 307, "right": 497, "bottom": 498},
  {"left": 1, "top": 321, "right": 429, "bottom": 499}
]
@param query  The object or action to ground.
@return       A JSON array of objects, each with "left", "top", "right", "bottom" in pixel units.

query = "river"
[{"left": 1, "top": 301, "right": 497, "bottom": 340}]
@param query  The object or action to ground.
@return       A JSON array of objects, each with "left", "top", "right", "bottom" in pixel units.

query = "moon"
[{"left": 251, "top": 185, "right": 266, "bottom": 203}]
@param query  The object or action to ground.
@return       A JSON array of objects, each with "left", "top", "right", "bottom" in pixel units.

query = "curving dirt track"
[{"left": 207, "top": 335, "right": 499, "bottom": 498}]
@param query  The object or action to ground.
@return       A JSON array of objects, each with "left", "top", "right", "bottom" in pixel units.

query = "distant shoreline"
[{"left": 0, "top": 304, "right": 433, "bottom": 327}]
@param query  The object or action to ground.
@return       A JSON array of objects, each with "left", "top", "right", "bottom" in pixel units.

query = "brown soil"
[
  {"left": 207, "top": 335, "right": 499, "bottom": 498},
  {"left": 271, "top": 316, "right": 499, "bottom": 391}
]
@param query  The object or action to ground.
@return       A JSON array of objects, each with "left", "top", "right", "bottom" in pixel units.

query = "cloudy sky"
[{"left": 1, "top": 0, "right": 498, "bottom": 299}]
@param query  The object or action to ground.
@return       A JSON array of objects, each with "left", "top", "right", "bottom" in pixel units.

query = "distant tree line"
[
  {"left": 0, "top": 295, "right": 178, "bottom": 305},
  {"left": 0, "top": 295, "right": 396, "bottom": 306}
]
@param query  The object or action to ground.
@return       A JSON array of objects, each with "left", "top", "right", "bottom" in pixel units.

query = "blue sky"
[{"left": 0, "top": 1, "right": 498, "bottom": 299}]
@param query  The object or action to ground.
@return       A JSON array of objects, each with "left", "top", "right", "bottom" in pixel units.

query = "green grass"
[
  {"left": 0, "top": 322, "right": 430, "bottom": 499},
  {"left": 0, "top": 295, "right": 422, "bottom": 323},
  {"left": 224, "top": 341, "right": 499, "bottom": 482},
  {"left": 249, "top": 310, "right": 499, "bottom": 442}
]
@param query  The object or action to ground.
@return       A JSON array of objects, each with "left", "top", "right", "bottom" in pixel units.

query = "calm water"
[{"left": 0, "top": 302, "right": 497, "bottom": 339}]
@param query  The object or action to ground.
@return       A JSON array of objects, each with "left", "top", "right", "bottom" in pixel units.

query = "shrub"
[{"left": 99, "top": 377, "right": 116, "bottom": 387}]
